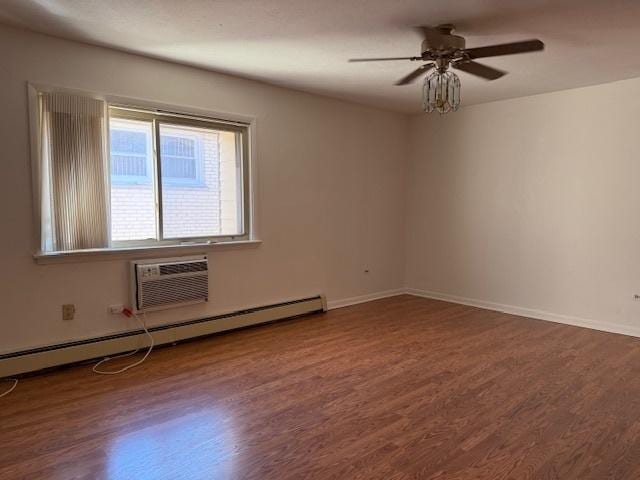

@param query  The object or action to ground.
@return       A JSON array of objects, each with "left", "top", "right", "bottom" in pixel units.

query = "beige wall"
[
  {"left": 0, "top": 25, "right": 408, "bottom": 354},
  {"left": 7, "top": 23, "right": 640, "bottom": 355},
  {"left": 406, "top": 77, "right": 640, "bottom": 332}
]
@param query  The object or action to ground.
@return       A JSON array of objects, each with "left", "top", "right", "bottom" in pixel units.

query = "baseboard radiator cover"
[{"left": 0, "top": 295, "right": 326, "bottom": 377}]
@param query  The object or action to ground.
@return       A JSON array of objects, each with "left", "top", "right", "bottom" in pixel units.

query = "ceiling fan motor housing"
[{"left": 421, "top": 24, "right": 466, "bottom": 55}]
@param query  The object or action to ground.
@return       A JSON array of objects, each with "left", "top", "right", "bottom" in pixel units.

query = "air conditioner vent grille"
[
  {"left": 141, "top": 275, "right": 208, "bottom": 309},
  {"left": 159, "top": 261, "right": 208, "bottom": 275}
]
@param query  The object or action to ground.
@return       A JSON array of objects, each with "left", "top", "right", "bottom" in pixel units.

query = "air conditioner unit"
[{"left": 130, "top": 255, "right": 209, "bottom": 312}]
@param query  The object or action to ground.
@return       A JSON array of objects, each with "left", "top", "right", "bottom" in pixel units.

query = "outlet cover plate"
[{"left": 62, "top": 304, "right": 75, "bottom": 321}]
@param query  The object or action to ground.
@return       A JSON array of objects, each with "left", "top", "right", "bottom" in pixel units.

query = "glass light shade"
[{"left": 423, "top": 70, "right": 461, "bottom": 114}]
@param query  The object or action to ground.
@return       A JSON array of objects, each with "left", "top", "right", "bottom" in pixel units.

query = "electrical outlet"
[
  {"left": 62, "top": 304, "right": 75, "bottom": 321},
  {"left": 109, "top": 304, "right": 124, "bottom": 315}
]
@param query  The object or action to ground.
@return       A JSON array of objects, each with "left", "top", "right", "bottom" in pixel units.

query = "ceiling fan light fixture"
[{"left": 423, "top": 70, "right": 460, "bottom": 114}]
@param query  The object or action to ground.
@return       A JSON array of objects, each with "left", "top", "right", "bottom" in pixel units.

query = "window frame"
[{"left": 108, "top": 105, "right": 251, "bottom": 248}]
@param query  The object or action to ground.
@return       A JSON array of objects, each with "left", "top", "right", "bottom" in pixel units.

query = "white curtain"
[{"left": 39, "top": 92, "right": 110, "bottom": 252}]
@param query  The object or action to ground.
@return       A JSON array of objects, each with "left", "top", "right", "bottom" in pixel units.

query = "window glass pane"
[
  {"left": 111, "top": 129, "right": 147, "bottom": 154},
  {"left": 161, "top": 135, "right": 198, "bottom": 180},
  {"left": 160, "top": 124, "right": 242, "bottom": 239},
  {"left": 109, "top": 118, "right": 157, "bottom": 241},
  {"left": 218, "top": 130, "right": 242, "bottom": 236},
  {"left": 112, "top": 154, "right": 147, "bottom": 177},
  {"left": 110, "top": 127, "right": 150, "bottom": 180}
]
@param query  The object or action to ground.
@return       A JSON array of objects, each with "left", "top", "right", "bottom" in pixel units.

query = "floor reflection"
[{"left": 107, "top": 408, "right": 237, "bottom": 480}]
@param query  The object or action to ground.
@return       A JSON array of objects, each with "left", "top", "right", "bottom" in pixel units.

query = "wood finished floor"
[{"left": 3, "top": 295, "right": 640, "bottom": 479}]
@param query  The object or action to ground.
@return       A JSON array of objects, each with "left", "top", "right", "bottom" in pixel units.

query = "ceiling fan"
[{"left": 349, "top": 25, "right": 544, "bottom": 113}]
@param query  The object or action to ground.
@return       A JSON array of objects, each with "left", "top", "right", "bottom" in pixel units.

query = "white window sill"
[{"left": 34, "top": 239, "right": 262, "bottom": 265}]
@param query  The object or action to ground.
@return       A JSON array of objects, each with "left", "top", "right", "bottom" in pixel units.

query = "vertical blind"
[{"left": 39, "top": 92, "right": 110, "bottom": 252}]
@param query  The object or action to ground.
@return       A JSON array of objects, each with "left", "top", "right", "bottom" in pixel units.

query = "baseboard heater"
[{"left": 0, "top": 295, "right": 326, "bottom": 377}]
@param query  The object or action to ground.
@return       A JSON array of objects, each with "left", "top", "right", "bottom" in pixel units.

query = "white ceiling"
[{"left": 1, "top": 0, "right": 640, "bottom": 113}]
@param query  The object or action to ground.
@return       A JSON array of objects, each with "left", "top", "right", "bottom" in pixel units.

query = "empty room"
[{"left": 2, "top": 1, "right": 640, "bottom": 478}]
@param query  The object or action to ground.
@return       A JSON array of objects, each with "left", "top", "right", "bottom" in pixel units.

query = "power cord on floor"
[
  {"left": 93, "top": 308, "right": 154, "bottom": 375},
  {"left": 0, "top": 378, "right": 18, "bottom": 398}
]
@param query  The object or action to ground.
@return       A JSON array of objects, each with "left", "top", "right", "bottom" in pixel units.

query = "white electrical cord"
[
  {"left": 93, "top": 311, "right": 154, "bottom": 375},
  {"left": 0, "top": 378, "right": 18, "bottom": 398}
]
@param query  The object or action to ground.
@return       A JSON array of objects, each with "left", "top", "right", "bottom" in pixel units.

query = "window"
[
  {"left": 110, "top": 119, "right": 153, "bottom": 185},
  {"left": 110, "top": 107, "right": 248, "bottom": 245},
  {"left": 34, "top": 90, "right": 251, "bottom": 254},
  {"left": 109, "top": 116, "right": 157, "bottom": 241},
  {"left": 160, "top": 130, "right": 203, "bottom": 186}
]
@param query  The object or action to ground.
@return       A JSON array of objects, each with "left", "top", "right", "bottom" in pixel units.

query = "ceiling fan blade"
[
  {"left": 453, "top": 61, "right": 507, "bottom": 80},
  {"left": 349, "top": 56, "right": 417, "bottom": 62},
  {"left": 395, "top": 63, "right": 435, "bottom": 86},
  {"left": 464, "top": 39, "right": 544, "bottom": 59},
  {"left": 414, "top": 25, "right": 445, "bottom": 45}
]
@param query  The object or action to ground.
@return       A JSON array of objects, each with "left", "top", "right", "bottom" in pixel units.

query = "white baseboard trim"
[
  {"left": 406, "top": 288, "right": 640, "bottom": 338},
  {"left": 327, "top": 289, "right": 406, "bottom": 310},
  {"left": 0, "top": 295, "right": 325, "bottom": 377},
  {"left": 7, "top": 288, "right": 637, "bottom": 378}
]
